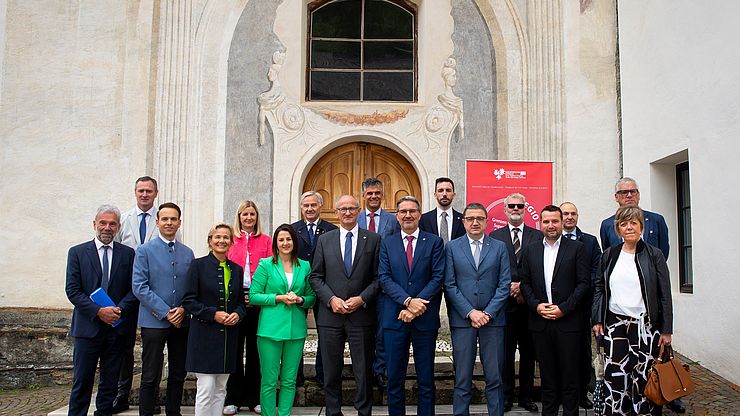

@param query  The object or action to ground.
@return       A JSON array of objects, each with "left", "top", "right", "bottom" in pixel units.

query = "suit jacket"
[
  {"left": 116, "top": 207, "right": 157, "bottom": 249},
  {"left": 419, "top": 208, "right": 465, "bottom": 241},
  {"left": 227, "top": 231, "right": 272, "bottom": 277},
  {"left": 132, "top": 238, "right": 194, "bottom": 328},
  {"left": 571, "top": 227, "right": 601, "bottom": 322},
  {"left": 444, "top": 235, "right": 511, "bottom": 328},
  {"left": 378, "top": 230, "right": 445, "bottom": 330},
  {"left": 358, "top": 208, "right": 400, "bottom": 238},
  {"left": 291, "top": 218, "right": 338, "bottom": 264},
  {"left": 310, "top": 227, "right": 381, "bottom": 327},
  {"left": 490, "top": 224, "right": 544, "bottom": 313},
  {"left": 600, "top": 209, "right": 669, "bottom": 258},
  {"left": 518, "top": 237, "right": 590, "bottom": 332},
  {"left": 65, "top": 240, "right": 137, "bottom": 338}
]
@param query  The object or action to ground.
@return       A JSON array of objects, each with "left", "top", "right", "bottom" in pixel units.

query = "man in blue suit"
[
  {"left": 445, "top": 202, "right": 511, "bottom": 416},
  {"left": 132, "top": 202, "right": 194, "bottom": 416},
  {"left": 65, "top": 204, "right": 137, "bottom": 416},
  {"left": 419, "top": 177, "right": 466, "bottom": 243},
  {"left": 379, "top": 196, "right": 445, "bottom": 416}
]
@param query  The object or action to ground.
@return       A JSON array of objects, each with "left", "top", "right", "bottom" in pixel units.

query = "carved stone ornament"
[{"left": 319, "top": 109, "right": 409, "bottom": 125}]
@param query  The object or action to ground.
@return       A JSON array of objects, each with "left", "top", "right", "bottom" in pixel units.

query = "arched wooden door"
[{"left": 303, "top": 142, "right": 421, "bottom": 225}]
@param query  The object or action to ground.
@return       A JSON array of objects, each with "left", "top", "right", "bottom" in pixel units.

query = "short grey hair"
[
  {"left": 396, "top": 195, "right": 420, "bottom": 210},
  {"left": 615, "top": 177, "right": 639, "bottom": 192},
  {"left": 334, "top": 195, "right": 359, "bottom": 209},
  {"left": 504, "top": 193, "right": 526, "bottom": 205},
  {"left": 362, "top": 178, "right": 384, "bottom": 193},
  {"left": 300, "top": 191, "right": 324, "bottom": 206},
  {"left": 95, "top": 204, "right": 121, "bottom": 221}
]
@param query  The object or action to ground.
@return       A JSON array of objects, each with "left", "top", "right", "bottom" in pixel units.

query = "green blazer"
[{"left": 249, "top": 257, "right": 316, "bottom": 341}]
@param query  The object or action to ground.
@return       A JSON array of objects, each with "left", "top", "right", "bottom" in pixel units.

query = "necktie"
[
  {"left": 406, "top": 235, "right": 415, "bottom": 270},
  {"left": 102, "top": 245, "right": 110, "bottom": 291},
  {"left": 368, "top": 212, "right": 376, "bottom": 233},
  {"left": 344, "top": 231, "right": 353, "bottom": 275},
  {"left": 566, "top": 233, "right": 576, "bottom": 240},
  {"left": 440, "top": 212, "right": 449, "bottom": 243},
  {"left": 308, "top": 223, "right": 315, "bottom": 247},
  {"left": 473, "top": 240, "right": 481, "bottom": 269},
  {"left": 139, "top": 212, "right": 148, "bottom": 244},
  {"left": 512, "top": 228, "right": 521, "bottom": 261}
]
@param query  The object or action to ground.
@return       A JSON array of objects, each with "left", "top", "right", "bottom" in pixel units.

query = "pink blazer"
[{"left": 227, "top": 231, "right": 273, "bottom": 280}]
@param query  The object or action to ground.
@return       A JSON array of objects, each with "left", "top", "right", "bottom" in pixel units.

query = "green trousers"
[{"left": 256, "top": 336, "right": 305, "bottom": 416}]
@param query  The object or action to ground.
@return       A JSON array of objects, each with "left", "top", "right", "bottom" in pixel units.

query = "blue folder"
[{"left": 90, "top": 287, "right": 124, "bottom": 327}]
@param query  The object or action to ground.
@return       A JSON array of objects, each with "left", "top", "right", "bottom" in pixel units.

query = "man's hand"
[
  {"left": 537, "top": 303, "right": 563, "bottom": 320},
  {"left": 166, "top": 307, "right": 186, "bottom": 328},
  {"left": 343, "top": 296, "right": 365, "bottom": 313},
  {"left": 468, "top": 310, "right": 490, "bottom": 329},
  {"left": 330, "top": 297, "right": 347, "bottom": 314},
  {"left": 407, "top": 298, "right": 429, "bottom": 316},
  {"left": 509, "top": 281, "right": 521, "bottom": 298},
  {"left": 398, "top": 309, "right": 415, "bottom": 323},
  {"left": 97, "top": 306, "right": 121, "bottom": 326}
]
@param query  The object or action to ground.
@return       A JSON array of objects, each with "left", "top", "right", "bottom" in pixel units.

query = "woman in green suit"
[{"left": 249, "top": 223, "right": 316, "bottom": 416}]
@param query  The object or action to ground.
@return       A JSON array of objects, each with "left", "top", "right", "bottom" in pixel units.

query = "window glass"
[
  {"left": 364, "top": 0, "right": 413, "bottom": 39},
  {"left": 312, "top": 0, "right": 362, "bottom": 38},
  {"left": 310, "top": 72, "right": 361, "bottom": 100},
  {"left": 363, "top": 72, "right": 414, "bottom": 101},
  {"left": 364, "top": 41, "right": 414, "bottom": 70}
]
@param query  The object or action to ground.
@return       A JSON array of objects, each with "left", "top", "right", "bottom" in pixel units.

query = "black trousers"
[
  {"left": 139, "top": 326, "right": 188, "bottom": 416},
  {"left": 532, "top": 322, "right": 581, "bottom": 416},
  {"left": 115, "top": 315, "right": 138, "bottom": 402},
  {"left": 224, "top": 306, "right": 261, "bottom": 409},
  {"left": 503, "top": 305, "right": 536, "bottom": 403}
]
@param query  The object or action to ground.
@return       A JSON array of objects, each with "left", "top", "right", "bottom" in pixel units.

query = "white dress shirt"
[
  {"left": 401, "top": 228, "right": 420, "bottom": 252},
  {"left": 542, "top": 237, "right": 562, "bottom": 303},
  {"left": 339, "top": 224, "right": 359, "bottom": 263},
  {"left": 608, "top": 250, "right": 646, "bottom": 318},
  {"left": 467, "top": 234, "right": 484, "bottom": 257},
  {"left": 508, "top": 223, "right": 524, "bottom": 242},
  {"left": 135, "top": 205, "right": 157, "bottom": 232},
  {"left": 94, "top": 237, "right": 113, "bottom": 276}
]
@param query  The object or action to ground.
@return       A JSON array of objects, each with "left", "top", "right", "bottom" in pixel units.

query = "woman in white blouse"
[{"left": 592, "top": 206, "right": 673, "bottom": 415}]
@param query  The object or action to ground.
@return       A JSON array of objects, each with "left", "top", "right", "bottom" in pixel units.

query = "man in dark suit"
[
  {"left": 419, "top": 177, "right": 465, "bottom": 243},
  {"left": 291, "top": 190, "right": 338, "bottom": 386},
  {"left": 378, "top": 196, "right": 445, "bottom": 416},
  {"left": 489, "top": 193, "right": 541, "bottom": 412},
  {"left": 444, "top": 202, "right": 511, "bottom": 416},
  {"left": 519, "top": 205, "right": 590, "bottom": 416},
  {"left": 561, "top": 201, "right": 601, "bottom": 410},
  {"left": 65, "top": 205, "right": 137, "bottom": 416},
  {"left": 310, "top": 195, "right": 381, "bottom": 416}
]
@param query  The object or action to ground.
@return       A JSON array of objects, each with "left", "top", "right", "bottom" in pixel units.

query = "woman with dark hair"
[
  {"left": 592, "top": 206, "right": 673, "bottom": 415},
  {"left": 249, "top": 224, "right": 316, "bottom": 416},
  {"left": 224, "top": 200, "right": 272, "bottom": 415},
  {"left": 182, "top": 224, "right": 246, "bottom": 416}
]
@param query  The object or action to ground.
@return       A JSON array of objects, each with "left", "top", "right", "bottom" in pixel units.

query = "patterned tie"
[
  {"left": 344, "top": 231, "right": 353, "bottom": 275},
  {"left": 512, "top": 228, "right": 521, "bottom": 261},
  {"left": 139, "top": 212, "right": 148, "bottom": 244},
  {"left": 101, "top": 245, "right": 110, "bottom": 291},
  {"left": 368, "top": 212, "right": 376, "bottom": 233},
  {"left": 473, "top": 240, "right": 481, "bottom": 269},
  {"left": 308, "top": 223, "right": 315, "bottom": 247},
  {"left": 440, "top": 212, "right": 449, "bottom": 243},
  {"left": 566, "top": 233, "right": 576, "bottom": 240},
  {"left": 405, "top": 235, "right": 415, "bottom": 270}
]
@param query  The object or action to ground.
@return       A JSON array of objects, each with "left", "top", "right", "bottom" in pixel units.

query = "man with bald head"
[{"left": 310, "top": 195, "right": 381, "bottom": 416}]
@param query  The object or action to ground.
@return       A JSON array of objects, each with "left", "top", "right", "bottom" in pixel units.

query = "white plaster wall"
[
  {"left": 618, "top": 0, "right": 740, "bottom": 383},
  {"left": 0, "top": 1, "right": 153, "bottom": 308}
]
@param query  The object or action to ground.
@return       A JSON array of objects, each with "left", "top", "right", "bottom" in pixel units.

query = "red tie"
[
  {"left": 369, "top": 212, "right": 376, "bottom": 233},
  {"left": 406, "top": 235, "right": 415, "bottom": 270}
]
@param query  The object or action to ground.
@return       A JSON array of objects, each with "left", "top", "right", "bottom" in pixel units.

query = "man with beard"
[
  {"left": 489, "top": 193, "right": 541, "bottom": 412},
  {"left": 419, "top": 177, "right": 465, "bottom": 243}
]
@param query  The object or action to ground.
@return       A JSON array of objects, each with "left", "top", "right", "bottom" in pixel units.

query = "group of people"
[{"left": 65, "top": 174, "right": 679, "bottom": 416}]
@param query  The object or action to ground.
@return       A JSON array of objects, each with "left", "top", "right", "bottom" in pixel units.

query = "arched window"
[{"left": 308, "top": 0, "right": 416, "bottom": 102}]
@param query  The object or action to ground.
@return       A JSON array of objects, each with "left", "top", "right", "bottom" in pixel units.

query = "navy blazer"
[
  {"left": 65, "top": 240, "right": 137, "bottom": 338},
  {"left": 419, "top": 208, "right": 465, "bottom": 241},
  {"left": 378, "top": 230, "right": 445, "bottom": 330},
  {"left": 358, "top": 208, "right": 400, "bottom": 238},
  {"left": 600, "top": 209, "right": 669, "bottom": 259},
  {"left": 291, "top": 218, "right": 338, "bottom": 264},
  {"left": 444, "top": 235, "right": 511, "bottom": 328},
  {"left": 489, "top": 224, "right": 544, "bottom": 283}
]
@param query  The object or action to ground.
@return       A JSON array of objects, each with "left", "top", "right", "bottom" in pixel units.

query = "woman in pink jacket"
[{"left": 223, "top": 200, "right": 273, "bottom": 415}]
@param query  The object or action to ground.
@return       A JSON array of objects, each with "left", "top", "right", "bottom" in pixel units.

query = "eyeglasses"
[
  {"left": 397, "top": 209, "right": 420, "bottom": 215},
  {"left": 336, "top": 207, "right": 359, "bottom": 213},
  {"left": 616, "top": 189, "right": 640, "bottom": 196},
  {"left": 463, "top": 216, "right": 487, "bottom": 223},
  {"left": 507, "top": 203, "right": 525, "bottom": 209}
]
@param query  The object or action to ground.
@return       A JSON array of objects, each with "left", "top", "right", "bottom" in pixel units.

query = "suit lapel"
[
  {"left": 429, "top": 210, "right": 439, "bottom": 235},
  {"left": 451, "top": 209, "right": 464, "bottom": 238},
  {"left": 460, "top": 238, "right": 477, "bottom": 270},
  {"left": 478, "top": 236, "right": 493, "bottom": 267},
  {"left": 274, "top": 261, "right": 289, "bottom": 291},
  {"left": 109, "top": 242, "right": 123, "bottom": 284},
  {"left": 552, "top": 237, "right": 567, "bottom": 281},
  {"left": 296, "top": 222, "right": 311, "bottom": 248},
  {"left": 352, "top": 230, "right": 367, "bottom": 276},
  {"left": 409, "top": 234, "right": 427, "bottom": 274},
  {"left": 86, "top": 241, "right": 103, "bottom": 283}
]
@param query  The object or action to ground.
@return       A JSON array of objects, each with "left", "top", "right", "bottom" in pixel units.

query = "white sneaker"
[
  {"left": 252, "top": 405, "right": 261, "bottom": 414},
  {"left": 223, "top": 405, "right": 238, "bottom": 415}
]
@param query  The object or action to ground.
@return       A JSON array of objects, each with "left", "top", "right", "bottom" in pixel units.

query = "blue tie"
[
  {"left": 344, "top": 231, "right": 353, "bottom": 276},
  {"left": 308, "top": 223, "right": 315, "bottom": 247},
  {"left": 139, "top": 212, "right": 148, "bottom": 244},
  {"left": 102, "top": 245, "right": 110, "bottom": 291}
]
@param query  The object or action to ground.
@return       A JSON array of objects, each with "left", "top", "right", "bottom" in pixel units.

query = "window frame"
[
  {"left": 676, "top": 161, "right": 693, "bottom": 293},
  {"left": 306, "top": 0, "right": 418, "bottom": 102}
]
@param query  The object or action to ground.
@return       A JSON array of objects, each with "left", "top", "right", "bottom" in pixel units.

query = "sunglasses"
[{"left": 507, "top": 203, "right": 525, "bottom": 209}]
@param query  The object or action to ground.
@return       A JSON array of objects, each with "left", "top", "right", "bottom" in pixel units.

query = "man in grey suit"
[
  {"left": 445, "top": 202, "right": 511, "bottom": 416},
  {"left": 310, "top": 195, "right": 381, "bottom": 416}
]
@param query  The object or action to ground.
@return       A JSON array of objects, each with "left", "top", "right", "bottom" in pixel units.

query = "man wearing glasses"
[
  {"left": 489, "top": 193, "right": 542, "bottom": 412},
  {"left": 310, "top": 195, "right": 381, "bottom": 416},
  {"left": 444, "top": 202, "right": 511, "bottom": 416}
]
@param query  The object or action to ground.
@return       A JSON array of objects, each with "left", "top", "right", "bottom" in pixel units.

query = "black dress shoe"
[
  {"left": 668, "top": 398, "right": 687, "bottom": 414},
  {"left": 374, "top": 373, "right": 388, "bottom": 388},
  {"left": 519, "top": 400, "right": 539, "bottom": 412},
  {"left": 111, "top": 398, "right": 129, "bottom": 414},
  {"left": 579, "top": 396, "right": 594, "bottom": 409},
  {"left": 504, "top": 400, "right": 513, "bottom": 412}
]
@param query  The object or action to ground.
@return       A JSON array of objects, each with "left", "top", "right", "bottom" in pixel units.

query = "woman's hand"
[
  {"left": 214, "top": 311, "right": 229, "bottom": 324},
  {"left": 592, "top": 323, "right": 604, "bottom": 337},
  {"left": 223, "top": 312, "right": 240, "bottom": 326},
  {"left": 659, "top": 333, "right": 672, "bottom": 346},
  {"left": 276, "top": 293, "right": 300, "bottom": 305}
]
